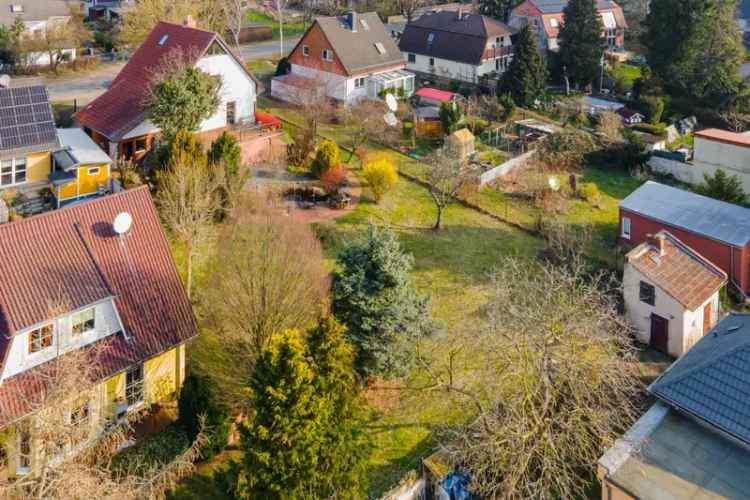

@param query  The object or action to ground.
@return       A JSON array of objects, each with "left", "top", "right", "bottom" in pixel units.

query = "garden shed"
[{"left": 447, "top": 128, "right": 475, "bottom": 161}]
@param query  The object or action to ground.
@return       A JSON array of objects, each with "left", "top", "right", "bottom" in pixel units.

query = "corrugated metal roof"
[
  {"left": 619, "top": 181, "right": 750, "bottom": 247},
  {"left": 649, "top": 313, "right": 750, "bottom": 447}
]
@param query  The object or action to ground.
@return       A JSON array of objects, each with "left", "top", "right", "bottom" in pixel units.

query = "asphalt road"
[{"left": 15, "top": 36, "right": 300, "bottom": 104}]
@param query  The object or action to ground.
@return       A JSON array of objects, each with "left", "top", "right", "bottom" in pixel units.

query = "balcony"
[{"left": 482, "top": 45, "right": 514, "bottom": 61}]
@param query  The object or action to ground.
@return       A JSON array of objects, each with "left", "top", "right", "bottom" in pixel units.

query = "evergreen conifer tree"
[
  {"left": 499, "top": 25, "right": 547, "bottom": 107},
  {"left": 558, "top": 0, "right": 604, "bottom": 88}
]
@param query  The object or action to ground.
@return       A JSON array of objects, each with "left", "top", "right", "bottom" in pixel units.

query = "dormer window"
[
  {"left": 72, "top": 308, "right": 96, "bottom": 336},
  {"left": 375, "top": 42, "right": 386, "bottom": 55},
  {"left": 29, "top": 324, "right": 54, "bottom": 354}
]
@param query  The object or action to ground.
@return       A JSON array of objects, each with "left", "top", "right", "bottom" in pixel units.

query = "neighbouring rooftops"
[
  {"left": 0, "top": 0, "right": 71, "bottom": 24},
  {"left": 74, "top": 21, "right": 262, "bottom": 141},
  {"left": 55, "top": 128, "right": 112, "bottom": 169},
  {"left": 626, "top": 231, "right": 727, "bottom": 310},
  {"left": 0, "top": 84, "right": 59, "bottom": 158},
  {"left": 694, "top": 128, "right": 750, "bottom": 148},
  {"left": 620, "top": 181, "right": 750, "bottom": 247},
  {"left": 415, "top": 87, "right": 458, "bottom": 102},
  {"left": 399, "top": 10, "right": 512, "bottom": 65},
  {"left": 0, "top": 187, "right": 197, "bottom": 425},
  {"left": 649, "top": 312, "right": 750, "bottom": 447},
  {"left": 313, "top": 12, "right": 404, "bottom": 75},
  {"left": 527, "top": 0, "right": 620, "bottom": 13},
  {"left": 601, "top": 402, "right": 750, "bottom": 499}
]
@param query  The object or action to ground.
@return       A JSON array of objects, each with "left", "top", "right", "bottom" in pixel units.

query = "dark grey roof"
[
  {"left": 52, "top": 148, "right": 78, "bottom": 171},
  {"left": 315, "top": 12, "right": 404, "bottom": 75},
  {"left": 399, "top": 11, "right": 512, "bottom": 65},
  {"left": 0, "top": 85, "right": 59, "bottom": 157},
  {"left": 650, "top": 313, "right": 750, "bottom": 447},
  {"left": 0, "top": 0, "right": 71, "bottom": 25},
  {"left": 619, "top": 181, "right": 750, "bottom": 247},
  {"left": 529, "top": 0, "right": 618, "bottom": 13}
]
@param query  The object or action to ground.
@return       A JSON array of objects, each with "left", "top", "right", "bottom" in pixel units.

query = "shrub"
[
  {"left": 311, "top": 139, "right": 341, "bottom": 178},
  {"left": 579, "top": 182, "right": 601, "bottom": 204},
  {"left": 362, "top": 157, "right": 398, "bottom": 203},
  {"left": 178, "top": 373, "right": 230, "bottom": 461},
  {"left": 319, "top": 164, "right": 348, "bottom": 193},
  {"left": 112, "top": 425, "right": 190, "bottom": 472},
  {"left": 464, "top": 116, "right": 489, "bottom": 135},
  {"left": 275, "top": 57, "right": 291, "bottom": 76},
  {"left": 640, "top": 95, "right": 664, "bottom": 125},
  {"left": 439, "top": 101, "right": 462, "bottom": 134},
  {"left": 209, "top": 131, "right": 242, "bottom": 178},
  {"left": 695, "top": 168, "right": 748, "bottom": 204}
]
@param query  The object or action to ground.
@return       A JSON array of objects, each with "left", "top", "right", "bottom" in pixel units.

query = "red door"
[
  {"left": 650, "top": 314, "right": 669, "bottom": 354},
  {"left": 703, "top": 303, "right": 712, "bottom": 334}
]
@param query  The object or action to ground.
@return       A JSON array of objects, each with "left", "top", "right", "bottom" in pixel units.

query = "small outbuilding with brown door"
[
  {"left": 623, "top": 231, "right": 726, "bottom": 357},
  {"left": 619, "top": 181, "right": 750, "bottom": 299}
]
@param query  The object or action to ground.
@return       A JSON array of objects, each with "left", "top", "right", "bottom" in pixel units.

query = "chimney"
[
  {"left": 347, "top": 0, "right": 357, "bottom": 31},
  {"left": 647, "top": 233, "right": 667, "bottom": 256},
  {"left": 183, "top": 15, "right": 196, "bottom": 28}
]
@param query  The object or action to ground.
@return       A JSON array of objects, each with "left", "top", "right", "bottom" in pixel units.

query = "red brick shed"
[{"left": 618, "top": 181, "right": 750, "bottom": 297}]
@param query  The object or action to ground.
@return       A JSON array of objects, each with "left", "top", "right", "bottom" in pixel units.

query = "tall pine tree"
[
  {"left": 499, "top": 25, "right": 547, "bottom": 107},
  {"left": 332, "top": 225, "right": 434, "bottom": 377},
  {"left": 558, "top": 0, "right": 604, "bottom": 89},
  {"left": 642, "top": 0, "right": 743, "bottom": 108},
  {"left": 234, "top": 319, "right": 369, "bottom": 499}
]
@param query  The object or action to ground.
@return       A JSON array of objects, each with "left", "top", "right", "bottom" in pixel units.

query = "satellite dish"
[
  {"left": 0, "top": 75, "right": 10, "bottom": 89},
  {"left": 548, "top": 176, "right": 560, "bottom": 192},
  {"left": 384, "top": 112, "right": 398, "bottom": 127},
  {"left": 385, "top": 93, "right": 398, "bottom": 112},
  {"left": 113, "top": 212, "right": 133, "bottom": 235}
]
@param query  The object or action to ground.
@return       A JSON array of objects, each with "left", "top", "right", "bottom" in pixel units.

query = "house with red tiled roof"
[
  {"left": 623, "top": 231, "right": 726, "bottom": 357},
  {"left": 74, "top": 19, "right": 264, "bottom": 162},
  {"left": 509, "top": 0, "right": 627, "bottom": 52},
  {"left": 0, "top": 187, "right": 197, "bottom": 475}
]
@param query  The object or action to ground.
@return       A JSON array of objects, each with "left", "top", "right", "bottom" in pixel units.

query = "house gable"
[{"left": 288, "top": 21, "right": 349, "bottom": 77}]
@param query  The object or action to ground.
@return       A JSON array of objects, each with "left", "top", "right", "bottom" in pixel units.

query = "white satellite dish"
[
  {"left": 548, "top": 176, "right": 560, "bottom": 192},
  {"left": 383, "top": 112, "right": 398, "bottom": 127},
  {"left": 113, "top": 212, "right": 133, "bottom": 235},
  {"left": 0, "top": 75, "right": 10, "bottom": 89},
  {"left": 385, "top": 93, "right": 398, "bottom": 112}
]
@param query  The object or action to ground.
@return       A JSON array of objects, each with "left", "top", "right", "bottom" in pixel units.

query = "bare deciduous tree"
[
  {"left": 596, "top": 111, "right": 624, "bottom": 143},
  {"left": 156, "top": 152, "right": 222, "bottom": 299},
  {"left": 198, "top": 196, "right": 330, "bottom": 412},
  {"left": 416, "top": 258, "right": 642, "bottom": 499},
  {"left": 17, "top": 4, "right": 89, "bottom": 74},
  {"left": 339, "top": 99, "right": 395, "bottom": 161},
  {"left": 426, "top": 147, "right": 473, "bottom": 230}
]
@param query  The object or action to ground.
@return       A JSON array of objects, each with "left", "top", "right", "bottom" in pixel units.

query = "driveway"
[{"left": 12, "top": 36, "right": 301, "bottom": 104}]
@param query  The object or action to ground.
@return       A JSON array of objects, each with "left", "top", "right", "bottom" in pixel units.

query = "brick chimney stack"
[
  {"left": 183, "top": 15, "right": 196, "bottom": 28},
  {"left": 647, "top": 233, "right": 667, "bottom": 256}
]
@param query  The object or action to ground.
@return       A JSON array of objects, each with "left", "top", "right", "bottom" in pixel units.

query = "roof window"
[
  {"left": 10, "top": 4, "right": 23, "bottom": 13},
  {"left": 158, "top": 34, "right": 169, "bottom": 46},
  {"left": 427, "top": 32, "right": 435, "bottom": 47},
  {"left": 360, "top": 18, "right": 369, "bottom": 30},
  {"left": 375, "top": 42, "right": 386, "bottom": 55}
]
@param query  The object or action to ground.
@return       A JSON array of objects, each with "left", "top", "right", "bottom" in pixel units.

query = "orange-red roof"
[
  {"left": 694, "top": 128, "right": 750, "bottom": 148},
  {"left": 627, "top": 231, "right": 727, "bottom": 310},
  {"left": 0, "top": 187, "right": 197, "bottom": 424},
  {"left": 74, "top": 21, "right": 262, "bottom": 141}
]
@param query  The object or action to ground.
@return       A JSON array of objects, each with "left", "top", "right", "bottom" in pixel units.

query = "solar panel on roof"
[{"left": 0, "top": 85, "right": 57, "bottom": 153}]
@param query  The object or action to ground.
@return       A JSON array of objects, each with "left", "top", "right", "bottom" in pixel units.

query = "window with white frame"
[
  {"left": 71, "top": 307, "right": 96, "bottom": 336},
  {"left": 28, "top": 324, "right": 54, "bottom": 354},
  {"left": 407, "top": 52, "right": 416, "bottom": 63},
  {"left": 550, "top": 17, "right": 559, "bottom": 27},
  {"left": 322, "top": 48, "right": 333, "bottom": 61},
  {"left": 125, "top": 364, "right": 144, "bottom": 407},
  {"left": 17, "top": 426, "right": 31, "bottom": 473},
  {"left": 621, "top": 216, "right": 631, "bottom": 239},
  {"left": 354, "top": 77, "right": 366, "bottom": 88},
  {"left": 404, "top": 77, "right": 414, "bottom": 92},
  {"left": 0, "top": 157, "right": 27, "bottom": 187},
  {"left": 302, "top": 44, "right": 309, "bottom": 56}
]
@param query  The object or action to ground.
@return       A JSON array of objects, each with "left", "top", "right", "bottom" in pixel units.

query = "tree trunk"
[
  {"left": 433, "top": 204, "right": 444, "bottom": 230},
  {"left": 186, "top": 240, "right": 193, "bottom": 299}
]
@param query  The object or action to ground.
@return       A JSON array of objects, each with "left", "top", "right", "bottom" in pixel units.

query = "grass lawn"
[
  {"left": 246, "top": 10, "right": 306, "bottom": 40},
  {"left": 610, "top": 63, "right": 642, "bottom": 87}
]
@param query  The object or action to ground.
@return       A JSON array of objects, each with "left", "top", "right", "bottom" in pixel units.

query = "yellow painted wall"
[
  {"left": 57, "top": 164, "right": 110, "bottom": 201},
  {"left": 25, "top": 151, "right": 51, "bottom": 183},
  {"left": 144, "top": 347, "right": 180, "bottom": 404}
]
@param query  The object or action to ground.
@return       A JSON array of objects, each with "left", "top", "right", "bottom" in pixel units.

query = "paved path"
[{"left": 12, "top": 36, "right": 301, "bottom": 104}]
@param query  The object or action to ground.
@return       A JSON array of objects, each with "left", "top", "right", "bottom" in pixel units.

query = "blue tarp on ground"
[{"left": 439, "top": 471, "right": 474, "bottom": 499}]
